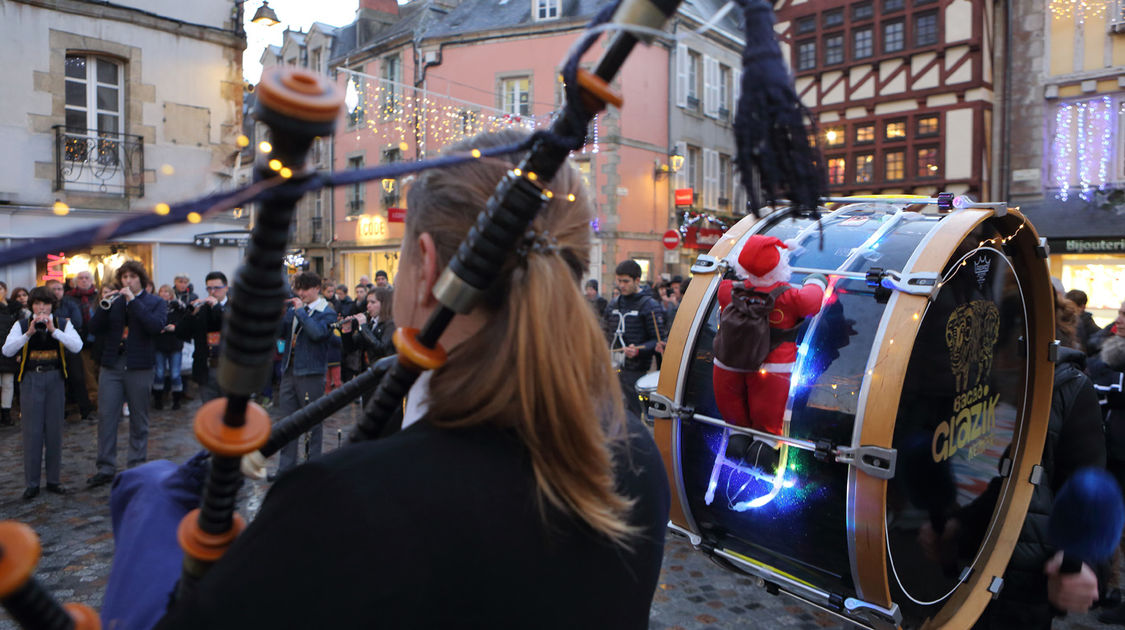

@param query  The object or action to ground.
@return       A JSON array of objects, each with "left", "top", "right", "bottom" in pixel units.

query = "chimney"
[
  {"left": 359, "top": 0, "right": 398, "bottom": 17},
  {"left": 357, "top": 0, "right": 400, "bottom": 45}
]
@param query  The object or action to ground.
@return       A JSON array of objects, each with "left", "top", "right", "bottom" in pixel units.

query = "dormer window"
[{"left": 535, "top": 0, "right": 559, "bottom": 20}]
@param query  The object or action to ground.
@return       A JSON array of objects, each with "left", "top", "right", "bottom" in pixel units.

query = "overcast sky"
[{"left": 243, "top": 0, "right": 359, "bottom": 83}]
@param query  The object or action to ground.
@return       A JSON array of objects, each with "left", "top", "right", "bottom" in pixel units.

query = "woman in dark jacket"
[
  {"left": 0, "top": 282, "right": 18, "bottom": 425},
  {"left": 152, "top": 285, "right": 186, "bottom": 410}
]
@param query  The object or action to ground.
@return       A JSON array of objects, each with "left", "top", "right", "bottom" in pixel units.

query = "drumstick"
[{"left": 652, "top": 312, "right": 663, "bottom": 344}]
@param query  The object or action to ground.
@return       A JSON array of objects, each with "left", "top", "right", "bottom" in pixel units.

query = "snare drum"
[
  {"left": 635, "top": 371, "right": 660, "bottom": 425},
  {"left": 652, "top": 200, "right": 1053, "bottom": 629}
]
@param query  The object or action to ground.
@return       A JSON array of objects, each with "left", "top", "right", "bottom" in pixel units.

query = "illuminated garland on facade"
[
  {"left": 1051, "top": 96, "right": 1115, "bottom": 202},
  {"left": 340, "top": 69, "right": 600, "bottom": 158}
]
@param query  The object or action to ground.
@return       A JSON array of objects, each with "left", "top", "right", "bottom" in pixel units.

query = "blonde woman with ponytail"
[{"left": 155, "top": 130, "right": 670, "bottom": 630}]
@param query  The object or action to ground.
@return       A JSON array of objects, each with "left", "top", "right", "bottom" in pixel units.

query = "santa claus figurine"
[{"left": 712, "top": 235, "right": 826, "bottom": 473}]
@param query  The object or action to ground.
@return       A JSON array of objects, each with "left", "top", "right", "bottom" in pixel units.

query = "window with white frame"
[
  {"left": 64, "top": 53, "right": 125, "bottom": 191},
  {"left": 719, "top": 65, "right": 731, "bottom": 117},
  {"left": 501, "top": 76, "right": 531, "bottom": 117},
  {"left": 534, "top": 0, "right": 559, "bottom": 20},
  {"left": 311, "top": 48, "right": 322, "bottom": 73},
  {"left": 382, "top": 54, "right": 402, "bottom": 117},
  {"left": 688, "top": 51, "right": 701, "bottom": 105},
  {"left": 1047, "top": 94, "right": 1124, "bottom": 201},
  {"left": 65, "top": 54, "right": 123, "bottom": 141}
]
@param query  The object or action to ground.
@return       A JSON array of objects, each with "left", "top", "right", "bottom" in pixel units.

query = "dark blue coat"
[
  {"left": 279, "top": 301, "right": 337, "bottom": 376},
  {"left": 89, "top": 290, "right": 167, "bottom": 369}
]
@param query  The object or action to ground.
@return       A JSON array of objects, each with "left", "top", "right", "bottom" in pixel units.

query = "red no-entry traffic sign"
[{"left": 662, "top": 229, "right": 680, "bottom": 250}]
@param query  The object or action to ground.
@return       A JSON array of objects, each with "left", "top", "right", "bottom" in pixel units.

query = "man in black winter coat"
[
  {"left": 921, "top": 344, "right": 1107, "bottom": 629},
  {"left": 178, "top": 272, "right": 229, "bottom": 403},
  {"left": 602, "top": 260, "right": 665, "bottom": 423}
]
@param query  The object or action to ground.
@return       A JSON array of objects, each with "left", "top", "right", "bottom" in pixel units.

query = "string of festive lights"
[
  {"left": 1048, "top": 0, "right": 1105, "bottom": 23},
  {"left": 1051, "top": 97, "right": 1116, "bottom": 202},
  {"left": 341, "top": 70, "right": 600, "bottom": 160},
  {"left": 1053, "top": 103, "right": 1073, "bottom": 201},
  {"left": 1077, "top": 101, "right": 1090, "bottom": 201}
]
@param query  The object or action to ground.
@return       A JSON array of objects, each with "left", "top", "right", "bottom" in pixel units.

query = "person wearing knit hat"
[{"left": 711, "top": 234, "right": 826, "bottom": 474}]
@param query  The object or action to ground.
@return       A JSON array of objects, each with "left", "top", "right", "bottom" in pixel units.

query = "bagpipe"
[{"left": 2, "top": 0, "right": 1071, "bottom": 628}]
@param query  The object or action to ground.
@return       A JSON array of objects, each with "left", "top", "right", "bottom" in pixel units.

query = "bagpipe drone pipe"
[{"left": 0, "top": 0, "right": 827, "bottom": 626}]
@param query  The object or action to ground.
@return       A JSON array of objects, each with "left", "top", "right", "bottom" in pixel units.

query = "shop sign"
[
  {"left": 675, "top": 188, "right": 694, "bottom": 206},
  {"left": 42, "top": 252, "right": 67, "bottom": 284},
  {"left": 356, "top": 214, "right": 388, "bottom": 242},
  {"left": 683, "top": 227, "right": 723, "bottom": 250},
  {"left": 387, "top": 207, "right": 406, "bottom": 223},
  {"left": 1047, "top": 237, "right": 1125, "bottom": 254}
]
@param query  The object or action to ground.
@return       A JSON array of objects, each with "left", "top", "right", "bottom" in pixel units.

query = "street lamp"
[
  {"left": 250, "top": 1, "right": 280, "bottom": 26},
  {"left": 233, "top": 1, "right": 281, "bottom": 36},
  {"left": 655, "top": 147, "right": 685, "bottom": 179}
]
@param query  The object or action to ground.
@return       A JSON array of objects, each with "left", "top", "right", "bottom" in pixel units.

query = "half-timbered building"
[{"left": 773, "top": 0, "right": 994, "bottom": 199}]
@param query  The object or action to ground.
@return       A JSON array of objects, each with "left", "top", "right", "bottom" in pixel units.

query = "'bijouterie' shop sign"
[{"left": 1047, "top": 238, "right": 1125, "bottom": 254}]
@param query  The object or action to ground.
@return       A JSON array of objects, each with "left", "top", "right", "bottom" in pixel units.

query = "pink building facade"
[{"left": 323, "top": 0, "right": 672, "bottom": 291}]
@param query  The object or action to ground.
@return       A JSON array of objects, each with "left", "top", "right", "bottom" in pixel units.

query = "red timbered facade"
[{"left": 773, "top": 0, "right": 994, "bottom": 199}]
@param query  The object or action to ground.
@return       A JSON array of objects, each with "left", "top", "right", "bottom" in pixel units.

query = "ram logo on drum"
[{"left": 934, "top": 300, "right": 1002, "bottom": 463}]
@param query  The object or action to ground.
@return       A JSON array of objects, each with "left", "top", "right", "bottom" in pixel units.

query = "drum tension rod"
[{"left": 864, "top": 268, "right": 940, "bottom": 303}]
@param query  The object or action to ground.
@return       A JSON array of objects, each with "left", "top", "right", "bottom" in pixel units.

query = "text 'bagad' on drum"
[{"left": 650, "top": 196, "right": 1054, "bottom": 629}]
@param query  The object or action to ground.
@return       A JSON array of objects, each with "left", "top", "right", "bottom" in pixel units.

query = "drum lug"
[
  {"left": 666, "top": 521, "right": 702, "bottom": 547},
  {"left": 690, "top": 254, "right": 726, "bottom": 275},
  {"left": 836, "top": 445, "right": 897, "bottom": 480},
  {"left": 1036, "top": 237, "right": 1050, "bottom": 259},
  {"left": 843, "top": 597, "right": 903, "bottom": 628},
  {"left": 988, "top": 576, "right": 1005, "bottom": 599},
  {"left": 647, "top": 393, "right": 674, "bottom": 419},
  {"left": 866, "top": 268, "right": 940, "bottom": 300},
  {"left": 1048, "top": 339, "right": 1060, "bottom": 363},
  {"left": 1029, "top": 464, "right": 1045, "bottom": 486}
]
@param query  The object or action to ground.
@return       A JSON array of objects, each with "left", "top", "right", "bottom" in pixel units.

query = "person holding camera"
[
  {"left": 87, "top": 261, "right": 167, "bottom": 488},
  {"left": 2, "top": 286, "right": 83, "bottom": 499},
  {"left": 152, "top": 284, "right": 186, "bottom": 410}
]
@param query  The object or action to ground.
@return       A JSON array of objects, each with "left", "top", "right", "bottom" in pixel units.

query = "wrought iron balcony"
[{"left": 54, "top": 126, "right": 144, "bottom": 196}]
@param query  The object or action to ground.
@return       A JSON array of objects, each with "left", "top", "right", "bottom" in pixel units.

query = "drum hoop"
[
  {"left": 913, "top": 211, "right": 1054, "bottom": 629},
  {"left": 883, "top": 247, "right": 1030, "bottom": 607},
  {"left": 657, "top": 212, "right": 769, "bottom": 537},
  {"left": 848, "top": 208, "right": 992, "bottom": 608}
]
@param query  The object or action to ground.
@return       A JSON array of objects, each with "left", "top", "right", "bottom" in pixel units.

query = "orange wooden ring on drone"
[
  {"left": 0, "top": 521, "right": 39, "bottom": 599},
  {"left": 64, "top": 602, "right": 102, "bottom": 630},
  {"left": 256, "top": 67, "right": 343, "bottom": 124},
  {"left": 393, "top": 327, "right": 447, "bottom": 372},
  {"left": 177, "top": 509, "right": 246, "bottom": 563},
  {"left": 575, "top": 69, "right": 624, "bottom": 109},
  {"left": 193, "top": 398, "right": 271, "bottom": 458}
]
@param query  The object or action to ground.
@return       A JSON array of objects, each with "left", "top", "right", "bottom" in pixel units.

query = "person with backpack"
[
  {"left": 603, "top": 260, "right": 665, "bottom": 423},
  {"left": 712, "top": 235, "right": 826, "bottom": 474}
]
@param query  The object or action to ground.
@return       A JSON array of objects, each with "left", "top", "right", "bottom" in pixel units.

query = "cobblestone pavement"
[{"left": 0, "top": 393, "right": 1121, "bottom": 629}]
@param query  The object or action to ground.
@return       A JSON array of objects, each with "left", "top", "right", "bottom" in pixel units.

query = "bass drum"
[{"left": 652, "top": 200, "right": 1054, "bottom": 629}]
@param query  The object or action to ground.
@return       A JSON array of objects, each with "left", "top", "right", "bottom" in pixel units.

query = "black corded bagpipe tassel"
[{"left": 732, "top": 0, "right": 826, "bottom": 219}]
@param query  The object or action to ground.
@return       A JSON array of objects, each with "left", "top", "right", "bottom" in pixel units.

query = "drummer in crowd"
[{"left": 603, "top": 259, "right": 666, "bottom": 423}]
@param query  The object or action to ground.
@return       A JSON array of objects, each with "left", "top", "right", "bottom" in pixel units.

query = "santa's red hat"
[{"left": 737, "top": 235, "right": 788, "bottom": 278}]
